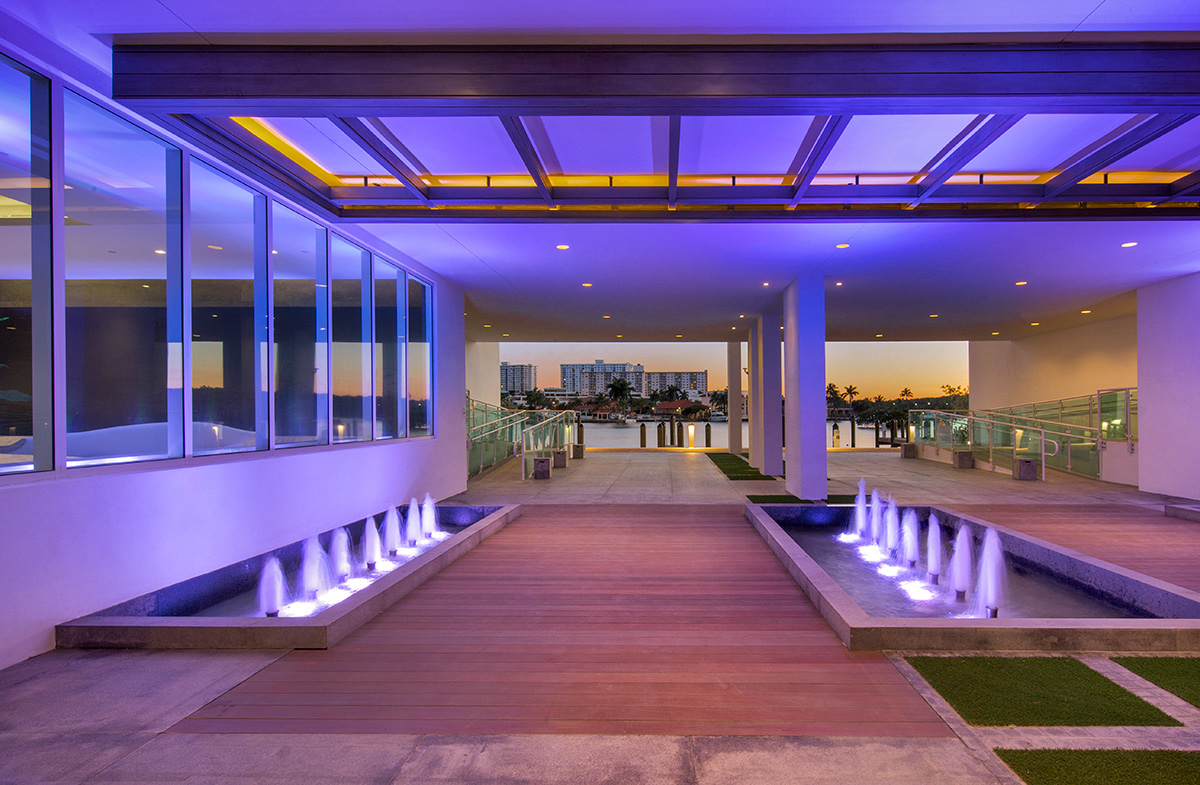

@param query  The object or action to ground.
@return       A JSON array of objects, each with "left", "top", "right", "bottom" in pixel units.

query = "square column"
[
  {"left": 758, "top": 313, "right": 784, "bottom": 477},
  {"left": 747, "top": 322, "right": 762, "bottom": 468},
  {"left": 727, "top": 339, "right": 743, "bottom": 456},
  {"left": 1138, "top": 270, "right": 1200, "bottom": 499},
  {"left": 784, "top": 277, "right": 828, "bottom": 501}
]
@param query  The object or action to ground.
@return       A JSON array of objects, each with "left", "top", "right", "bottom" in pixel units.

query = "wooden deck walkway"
[
  {"left": 955, "top": 503, "right": 1200, "bottom": 593},
  {"left": 172, "top": 504, "right": 949, "bottom": 736}
]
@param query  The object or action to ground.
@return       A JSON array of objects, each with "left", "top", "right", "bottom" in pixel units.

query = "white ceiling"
[{"left": 7, "top": 0, "right": 1200, "bottom": 342}]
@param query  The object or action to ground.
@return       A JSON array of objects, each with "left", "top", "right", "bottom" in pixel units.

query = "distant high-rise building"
[
  {"left": 646, "top": 371, "right": 708, "bottom": 398},
  {"left": 500, "top": 362, "right": 537, "bottom": 394},
  {"left": 560, "top": 360, "right": 646, "bottom": 396}
]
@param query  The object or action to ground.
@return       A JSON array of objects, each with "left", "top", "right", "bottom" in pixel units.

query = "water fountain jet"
[
  {"left": 382, "top": 506, "right": 402, "bottom": 557},
  {"left": 884, "top": 496, "right": 900, "bottom": 559},
  {"left": 869, "top": 489, "right": 883, "bottom": 544},
  {"left": 330, "top": 528, "right": 353, "bottom": 582},
  {"left": 974, "top": 528, "right": 1007, "bottom": 618},
  {"left": 901, "top": 509, "right": 920, "bottom": 568},
  {"left": 949, "top": 526, "right": 974, "bottom": 602},
  {"left": 299, "top": 537, "right": 333, "bottom": 600},
  {"left": 257, "top": 556, "right": 288, "bottom": 617},
  {"left": 363, "top": 517, "right": 382, "bottom": 571},
  {"left": 926, "top": 513, "right": 943, "bottom": 585},
  {"left": 853, "top": 479, "right": 868, "bottom": 540}
]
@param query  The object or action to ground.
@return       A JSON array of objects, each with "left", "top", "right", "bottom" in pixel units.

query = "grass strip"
[
  {"left": 747, "top": 494, "right": 859, "bottom": 504},
  {"left": 907, "top": 656, "right": 1181, "bottom": 727},
  {"left": 706, "top": 452, "right": 771, "bottom": 481},
  {"left": 996, "top": 749, "right": 1200, "bottom": 785},
  {"left": 1114, "top": 656, "right": 1200, "bottom": 708}
]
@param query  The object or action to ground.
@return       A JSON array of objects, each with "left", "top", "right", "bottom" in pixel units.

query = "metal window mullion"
[
  {"left": 28, "top": 68, "right": 54, "bottom": 473},
  {"left": 252, "top": 191, "right": 269, "bottom": 451},
  {"left": 359, "top": 247, "right": 373, "bottom": 439},
  {"left": 399, "top": 271, "right": 408, "bottom": 438},
  {"left": 321, "top": 228, "right": 332, "bottom": 445},
  {"left": 48, "top": 79, "right": 66, "bottom": 474},
  {"left": 264, "top": 200, "right": 276, "bottom": 450},
  {"left": 176, "top": 151, "right": 192, "bottom": 458}
]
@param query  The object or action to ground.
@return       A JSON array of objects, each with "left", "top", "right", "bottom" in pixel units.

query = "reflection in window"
[
  {"left": 271, "top": 205, "right": 327, "bottom": 447},
  {"left": 190, "top": 161, "right": 266, "bottom": 454},
  {"left": 0, "top": 57, "right": 49, "bottom": 474},
  {"left": 407, "top": 276, "right": 432, "bottom": 436},
  {"left": 330, "top": 236, "right": 370, "bottom": 442},
  {"left": 373, "top": 259, "right": 404, "bottom": 439},
  {"left": 64, "top": 92, "right": 182, "bottom": 466}
]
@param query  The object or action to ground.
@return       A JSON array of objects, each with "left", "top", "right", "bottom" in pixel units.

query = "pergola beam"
[
  {"left": 788, "top": 115, "right": 850, "bottom": 208},
  {"left": 1041, "top": 113, "right": 1197, "bottom": 200},
  {"left": 910, "top": 114, "right": 1022, "bottom": 207},
  {"left": 329, "top": 116, "right": 434, "bottom": 207},
  {"left": 499, "top": 116, "right": 555, "bottom": 206}
]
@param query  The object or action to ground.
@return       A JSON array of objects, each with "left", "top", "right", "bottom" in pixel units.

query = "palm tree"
[
  {"left": 662, "top": 384, "right": 686, "bottom": 402},
  {"left": 708, "top": 389, "right": 728, "bottom": 413},
  {"left": 826, "top": 382, "right": 843, "bottom": 403},
  {"left": 899, "top": 387, "right": 914, "bottom": 400},
  {"left": 843, "top": 384, "right": 859, "bottom": 447},
  {"left": 606, "top": 377, "right": 633, "bottom": 412},
  {"left": 524, "top": 388, "right": 548, "bottom": 409}
]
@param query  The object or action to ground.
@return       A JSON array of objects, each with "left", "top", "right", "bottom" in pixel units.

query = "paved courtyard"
[{"left": 2, "top": 450, "right": 1198, "bottom": 784}]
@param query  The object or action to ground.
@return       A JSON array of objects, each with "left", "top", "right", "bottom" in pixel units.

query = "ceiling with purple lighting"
[{"left": 5, "top": 1, "right": 1200, "bottom": 344}]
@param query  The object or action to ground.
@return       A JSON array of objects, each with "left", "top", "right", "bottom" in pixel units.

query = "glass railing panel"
[
  {"left": 1129, "top": 389, "right": 1138, "bottom": 441},
  {"left": 1069, "top": 432, "right": 1099, "bottom": 478},
  {"left": 1044, "top": 431, "right": 1070, "bottom": 474},
  {"left": 1098, "top": 389, "right": 1130, "bottom": 441}
]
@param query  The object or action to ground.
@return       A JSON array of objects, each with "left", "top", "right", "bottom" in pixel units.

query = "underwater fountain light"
[
  {"left": 257, "top": 557, "right": 288, "bottom": 617},
  {"left": 363, "top": 518, "right": 382, "bottom": 571}
]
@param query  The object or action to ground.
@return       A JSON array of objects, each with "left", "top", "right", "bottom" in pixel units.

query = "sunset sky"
[{"left": 499, "top": 341, "right": 969, "bottom": 399}]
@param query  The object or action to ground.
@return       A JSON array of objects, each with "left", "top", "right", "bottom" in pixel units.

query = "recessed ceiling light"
[
  {"left": 582, "top": 283, "right": 592, "bottom": 287},
  {"left": 271, "top": 250, "right": 278, "bottom": 254},
  {"left": 836, "top": 243, "right": 850, "bottom": 249},
  {"left": 1081, "top": 309, "right": 1092, "bottom": 314},
  {"left": 731, "top": 326, "right": 737, "bottom": 330},
  {"left": 502, "top": 333, "right": 510, "bottom": 337},
  {"left": 483, "top": 324, "right": 492, "bottom": 328},
  {"left": 929, "top": 314, "right": 938, "bottom": 318},
  {"left": 1030, "top": 322, "right": 1040, "bottom": 326},
  {"left": 616, "top": 334, "right": 623, "bottom": 338},
  {"left": 991, "top": 331, "right": 1000, "bottom": 335},
  {"left": 676, "top": 334, "right": 683, "bottom": 338},
  {"left": 207, "top": 245, "right": 223, "bottom": 250},
  {"left": 154, "top": 249, "right": 166, "bottom": 255},
  {"left": 762, "top": 282, "right": 769, "bottom": 287},
  {"left": 835, "top": 282, "right": 843, "bottom": 286},
  {"left": 1015, "top": 281, "right": 1028, "bottom": 286},
  {"left": 875, "top": 333, "right": 883, "bottom": 338},
  {"left": 556, "top": 244, "right": 569, "bottom": 249},
  {"left": 1121, "top": 241, "right": 1138, "bottom": 247},
  {"left": 738, "top": 314, "right": 745, "bottom": 318},
  {"left": 141, "top": 284, "right": 149, "bottom": 289},
  {"left": 602, "top": 315, "right": 610, "bottom": 319}
]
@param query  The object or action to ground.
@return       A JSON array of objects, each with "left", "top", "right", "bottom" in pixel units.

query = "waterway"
[{"left": 580, "top": 420, "right": 881, "bottom": 449}]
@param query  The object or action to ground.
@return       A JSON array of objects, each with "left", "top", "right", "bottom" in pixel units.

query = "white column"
[
  {"left": 727, "top": 340, "right": 743, "bottom": 456},
  {"left": 759, "top": 313, "right": 784, "bottom": 476},
  {"left": 784, "top": 277, "right": 828, "bottom": 501},
  {"left": 1138, "top": 271, "right": 1200, "bottom": 499},
  {"left": 747, "top": 322, "right": 762, "bottom": 468}
]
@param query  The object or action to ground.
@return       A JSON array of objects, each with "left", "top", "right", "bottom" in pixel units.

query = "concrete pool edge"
[
  {"left": 745, "top": 503, "right": 1200, "bottom": 652},
  {"left": 55, "top": 504, "right": 523, "bottom": 651}
]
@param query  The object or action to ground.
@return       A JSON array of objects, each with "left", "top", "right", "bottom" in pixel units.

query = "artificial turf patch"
[
  {"left": 706, "top": 452, "right": 772, "bottom": 480},
  {"left": 996, "top": 749, "right": 1200, "bottom": 785},
  {"left": 907, "top": 656, "right": 1181, "bottom": 727},
  {"left": 1113, "top": 656, "right": 1200, "bottom": 708}
]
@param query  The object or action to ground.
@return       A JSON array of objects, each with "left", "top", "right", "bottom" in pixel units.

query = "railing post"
[
  {"left": 989, "top": 421, "right": 994, "bottom": 467},
  {"left": 1041, "top": 429, "right": 1046, "bottom": 481},
  {"left": 1066, "top": 425, "right": 1072, "bottom": 473}
]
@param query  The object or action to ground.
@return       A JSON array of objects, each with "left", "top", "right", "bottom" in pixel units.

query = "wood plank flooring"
[
  {"left": 172, "top": 504, "right": 949, "bottom": 736},
  {"left": 955, "top": 503, "right": 1200, "bottom": 593}
]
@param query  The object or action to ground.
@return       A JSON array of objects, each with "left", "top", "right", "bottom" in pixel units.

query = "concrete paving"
[{"left": 4, "top": 450, "right": 1197, "bottom": 784}]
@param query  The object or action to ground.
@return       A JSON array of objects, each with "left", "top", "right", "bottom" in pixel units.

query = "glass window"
[
  {"left": 64, "top": 92, "right": 182, "bottom": 466},
  {"left": 271, "top": 204, "right": 327, "bottom": 447},
  {"left": 407, "top": 275, "right": 432, "bottom": 436},
  {"left": 330, "top": 235, "right": 370, "bottom": 442},
  {"left": 190, "top": 160, "right": 267, "bottom": 454},
  {"left": 0, "top": 57, "right": 50, "bottom": 472},
  {"left": 373, "top": 259, "right": 404, "bottom": 439},
  {"left": 0, "top": 57, "right": 49, "bottom": 474}
]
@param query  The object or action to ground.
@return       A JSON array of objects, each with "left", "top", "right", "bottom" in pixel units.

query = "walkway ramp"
[{"left": 173, "top": 504, "right": 948, "bottom": 737}]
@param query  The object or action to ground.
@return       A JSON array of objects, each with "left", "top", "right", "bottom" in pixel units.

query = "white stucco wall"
[
  {"left": 968, "top": 315, "right": 1137, "bottom": 411},
  {"left": 0, "top": 282, "right": 467, "bottom": 670},
  {"left": 465, "top": 341, "right": 501, "bottom": 406},
  {"left": 1137, "top": 272, "right": 1200, "bottom": 501}
]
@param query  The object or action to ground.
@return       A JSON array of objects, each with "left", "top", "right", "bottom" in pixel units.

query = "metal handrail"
[
  {"left": 517, "top": 410, "right": 576, "bottom": 481},
  {"left": 468, "top": 411, "right": 526, "bottom": 440},
  {"left": 976, "top": 410, "right": 1099, "bottom": 438},
  {"left": 909, "top": 410, "right": 1071, "bottom": 481}
]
